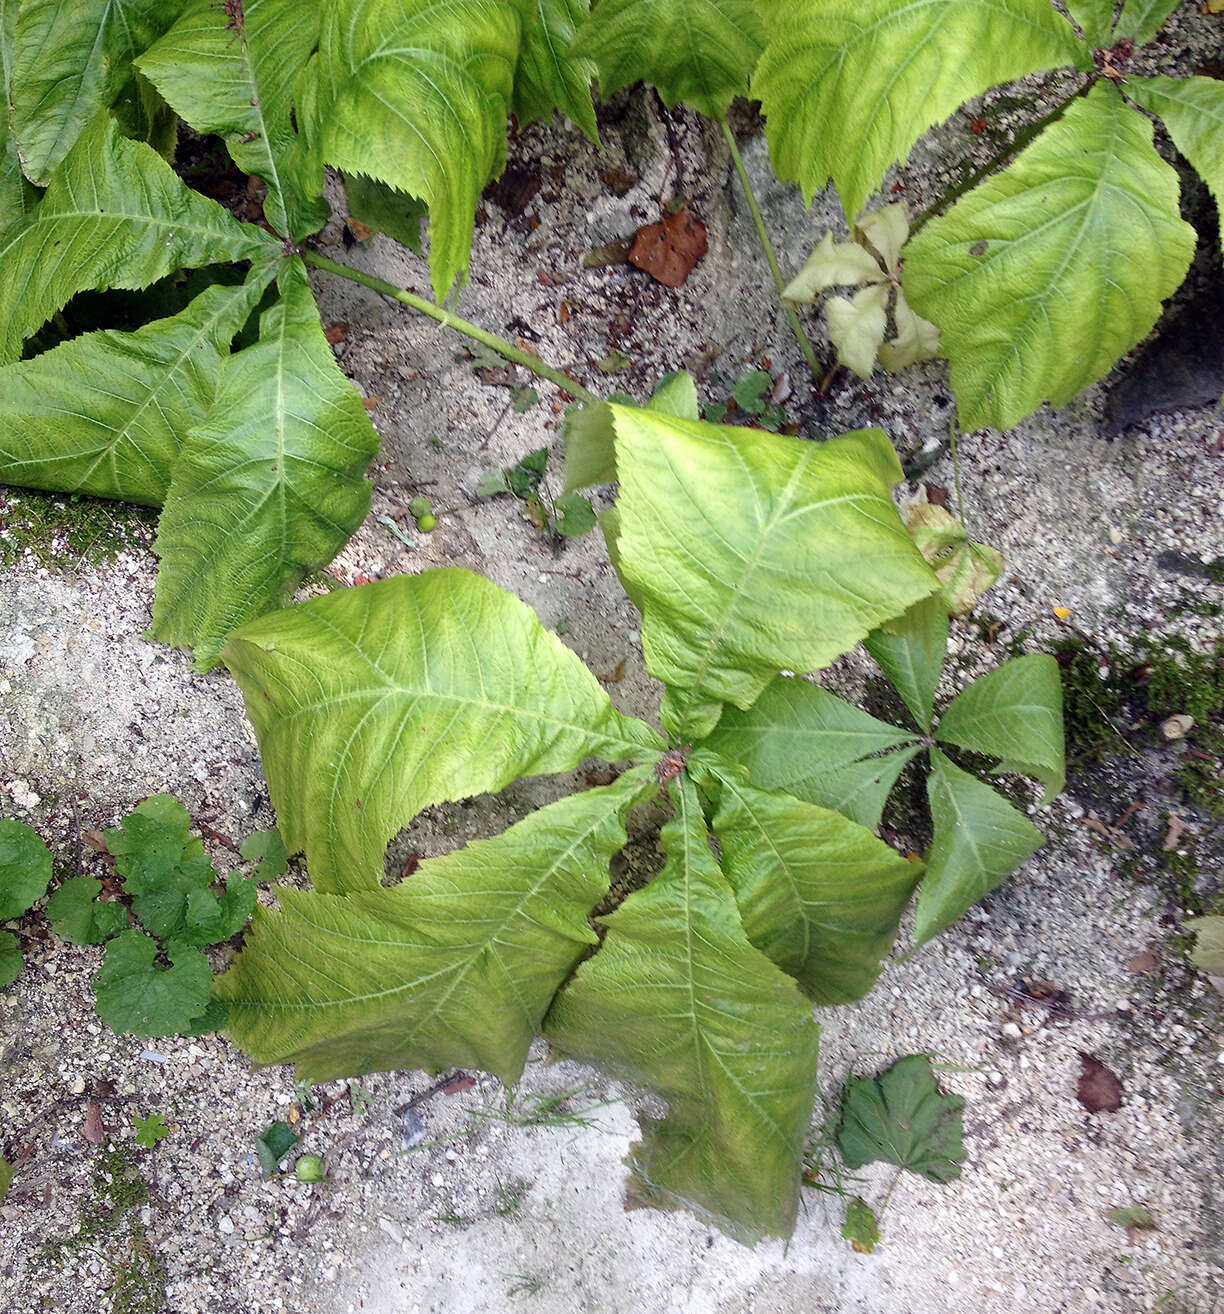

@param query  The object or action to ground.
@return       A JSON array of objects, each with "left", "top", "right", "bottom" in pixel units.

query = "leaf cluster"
[{"left": 213, "top": 392, "right": 1061, "bottom": 1243}]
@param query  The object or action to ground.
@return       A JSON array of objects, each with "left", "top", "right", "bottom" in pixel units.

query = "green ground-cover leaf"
[
  {"left": 219, "top": 772, "right": 651, "bottom": 1083},
  {"left": 314, "top": 0, "right": 523, "bottom": 300},
  {"left": 0, "top": 276, "right": 269, "bottom": 506},
  {"left": 150, "top": 257, "right": 380, "bottom": 670},
  {"left": 936, "top": 654, "right": 1065, "bottom": 800},
  {"left": 1127, "top": 77, "right": 1224, "bottom": 223},
  {"left": 837, "top": 1053, "right": 964, "bottom": 1183},
  {"left": 702, "top": 675, "right": 921, "bottom": 828},
  {"left": 222, "top": 568, "right": 663, "bottom": 893},
  {"left": 608, "top": 408, "right": 938, "bottom": 738},
  {"left": 257, "top": 1120, "right": 299, "bottom": 1177},
  {"left": 0, "top": 114, "right": 277, "bottom": 364},
  {"left": 752, "top": 0, "right": 1085, "bottom": 221},
  {"left": 9, "top": 0, "right": 181, "bottom": 186},
  {"left": 240, "top": 829, "right": 288, "bottom": 881},
  {"left": 137, "top": 0, "right": 329, "bottom": 240},
  {"left": 904, "top": 82, "right": 1197, "bottom": 431},
  {"left": 93, "top": 930, "right": 213, "bottom": 1036},
  {"left": 842, "top": 1196, "right": 880, "bottom": 1253},
  {"left": 105, "top": 794, "right": 194, "bottom": 888},
  {"left": 1115, "top": 0, "right": 1182, "bottom": 43},
  {"left": 574, "top": 0, "right": 765, "bottom": 119},
  {"left": 864, "top": 594, "right": 949, "bottom": 732},
  {"left": 917, "top": 749, "right": 1044, "bottom": 945},
  {"left": 0, "top": 932, "right": 22, "bottom": 986},
  {"left": 47, "top": 876, "right": 129, "bottom": 944},
  {"left": 699, "top": 756, "right": 922, "bottom": 1003},
  {"left": 124, "top": 835, "right": 215, "bottom": 939},
  {"left": 545, "top": 776, "right": 820, "bottom": 1243},
  {"left": 515, "top": 0, "right": 598, "bottom": 141},
  {"left": 0, "top": 818, "right": 51, "bottom": 919},
  {"left": 132, "top": 1113, "right": 169, "bottom": 1148}
]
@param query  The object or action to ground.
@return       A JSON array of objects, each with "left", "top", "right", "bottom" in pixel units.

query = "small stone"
[
  {"left": 430, "top": 1172, "right": 445, "bottom": 1188},
  {"left": 378, "top": 1217, "right": 405, "bottom": 1245},
  {"left": 1001, "top": 1021, "right": 1022, "bottom": 1039},
  {"left": 1160, "top": 714, "right": 1195, "bottom": 741},
  {"left": 69, "top": 1075, "right": 86, "bottom": 1095},
  {"left": 217, "top": 1216, "right": 235, "bottom": 1235}
]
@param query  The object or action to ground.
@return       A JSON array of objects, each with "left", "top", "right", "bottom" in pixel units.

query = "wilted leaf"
[
  {"left": 0, "top": 817, "right": 51, "bottom": 920},
  {"left": 783, "top": 231, "right": 886, "bottom": 302},
  {"left": 876, "top": 292, "right": 940, "bottom": 372},
  {"left": 1077, "top": 1053, "right": 1123, "bottom": 1113},
  {"left": 906, "top": 504, "right": 1002, "bottom": 617},
  {"left": 82, "top": 1102, "right": 105, "bottom": 1146},
  {"left": 628, "top": 207, "right": 708, "bottom": 288},
  {"left": 827, "top": 284, "right": 890, "bottom": 379},
  {"left": 837, "top": 1053, "right": 964, "bottom": 1183}
]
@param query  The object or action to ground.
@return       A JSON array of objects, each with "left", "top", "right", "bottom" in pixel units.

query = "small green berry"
[
  {"left": 408, "top": 496, "right": 431, "bottom": 517},
  {"left": 294, "top": 1154, "right": 325, "bottom": 1182},
  {"left": 416, "top": 513, "right": 437, "bottom": 533}
]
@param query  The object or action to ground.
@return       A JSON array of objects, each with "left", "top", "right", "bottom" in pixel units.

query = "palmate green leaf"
[
  {"left": 222, "top": 568, "right": 663, "bottom": 893},
  {"left": 1064, "top": 0, "right": 1116, "bottom": 44},
  {"left": 1127, "top": 77, "right": 1224, "bottom": 224},
  {"left": 9, "top": 0, "right": 182, "bottom": 185},
  {"left": 1115, "top": 0, "right": 1182, "bottom": 43},
  {"left": 137, "top": 0, "right": 329, "bottom": 241},
  {"left": 0, "top": 1, "right": 39, "bottom": 239},
  {"left": 752, "top": 0, "right": 1085, "bottom": 221},
  {"left": 515, "top": 0, "right": 599, "bottom": 142},
  {"left": 916, "top": 749, "right": 1044, "bottom": 945},
  {"left": 574, "top": 0, "right": 765, "bottom": 119},
  {"left": 0, "top": 276, "right": 269, "bottom": 506},
  {"left": 150, "top": 257, "right": 380, "bottom": 670},
  {"left": 837, "top": 1053, "right": 964, "bottom": 1183},
  {"left": 864, "top": 593, "right": 949, "bottom": 732},
  {"left": 904, "top": 83, "right": 1196, "bottom": 432},
  {"left": 702, "top": 674, "right": 921, "bottom": 829},
  {"left": 936, "top": 654, "right": 1064, "bottom": 800},
  {"left": 93, "top": 930, "right": 213, "bottom": 1037},
  {"left": 0, "top": 818, "right": 51, "bottom": 920},
  {"left": 0, "top": 114, "right": 277, "bottom": 364},
  {"left": 218, "top": 772, "right": 651, "bottom": 1084},
  {"left": 315, "top": 0, "right": 523, "bottom": 300},
  {"left": 608, "top": 408, "right": 939, "bottom": 738},
  {"left": 545, "top": 776, "right": 820, "bottom": 1244},
  {"left": 698, "top": 756, "right": 922, "bottom": 1004}
]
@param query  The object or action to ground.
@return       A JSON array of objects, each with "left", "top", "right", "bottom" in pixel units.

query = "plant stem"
[
  {"left": 909, "top": 76, "right": 1096, "bottom": 237},
  {"left": 949, "top": 419, "right": 966, "bottom": 525},
  {"left": 299, "top": 249, "right": 600, "bottom": 405},
  {"left": 719, "top": 118, "right": 824, "bottom": 385}
]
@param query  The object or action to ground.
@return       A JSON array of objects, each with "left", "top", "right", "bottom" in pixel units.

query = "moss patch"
[{"left": 0, "top": 488, "right": 155, "bottom": 573}]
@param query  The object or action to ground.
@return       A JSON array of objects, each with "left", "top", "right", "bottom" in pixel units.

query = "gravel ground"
[{"left": 2, "top": 12, "right": 1223, "bottom": 1311}]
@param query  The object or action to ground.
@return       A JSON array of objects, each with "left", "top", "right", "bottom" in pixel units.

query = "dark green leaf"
[
  {"left": 730, "top": 370, "right": 771, "bottom": 414},
  {"left": 46, "top": 877, "right": 129, "bottom": 944},
  {"left": 1115, "top": 0, "right": 1181, "bottom": 43},
  {"left": 916, "top": 749, "right": 1044, "bottom": 946},
  {"left": 0, "top": 817, "right": 51, "bottom": 920},
  {"left": 240, "top": 829, "right": 288, "bottom": 881},
  {"left": 93, "top": 931, "right": 214, "bottom": 1037},
  {"left": 256, "top": 1120, "right": 299, "bottom": 1178},
  {"left": 865, "top": 592, "right": 948, "bottom": 732},
  {"left": 476, "top": 467, "right": 512, "bottom": 498},
  {"left": 0, "top": 932, "right": 22, "bottom": 987},
  {"left": 936, "top": 654, "right": 1065, "bottom": 800},
  {"left": 554, "top": 492, "right": 597, "bottom": 537},
  {"left": 837, "top": 1053, "right": 964, "bottom": 1183}
]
